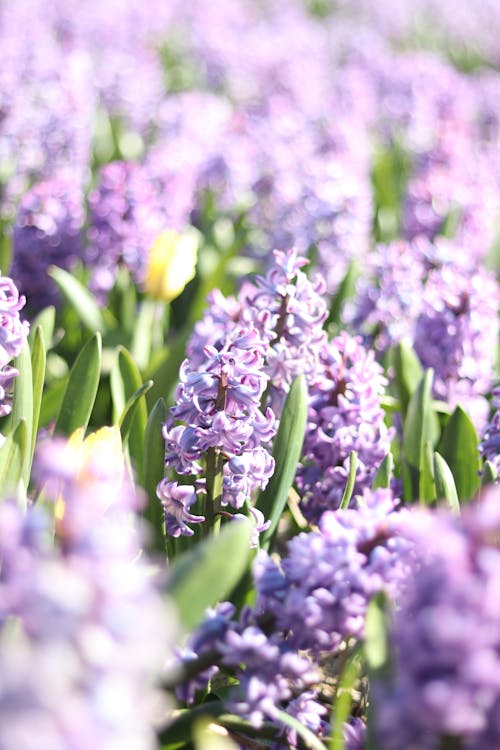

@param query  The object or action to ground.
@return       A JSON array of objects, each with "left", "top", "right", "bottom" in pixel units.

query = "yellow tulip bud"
[{"left": 144, "top": 228, "right": 199, "bottom": 302}]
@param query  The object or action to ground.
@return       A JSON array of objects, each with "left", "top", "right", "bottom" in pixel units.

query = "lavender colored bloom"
[
  {"left": 374, "top": 488, "right": 500, "bottom": 750},
  {"left": 414, "top": 264, "right": 499, "bottom": 430},
  {"left": 343, "top": 718, "right": 366, "bottom": 750},
  {"left": 163, "top": 326, "right": 276, "bottom": 522},
  {"left": 0, "top": 273, "right": 28, "bottom": 424},
  {"left": 348, "top": 239, "right": 426, "bottom": 354},
  {"left": 187, "top": 249, "right": 328, "bottom": 413},
  {"left": 86, "top": 161, "right": 168, "bottom": 296},
  {"left": 297, "top": 333, "right": 393, "bottom": 524},
  {"left": 0, "top": 433, "right": 174, "bottom": 750},
  {"left": 11, "top": 177, "right": 84, "bottom": 312},
  {"left": 480, "top": 386, "right": 500, "bottom": 473},
  {"left": 255, "top": 489, "right": 412, "bottom": 653},
  {"left": 156, "top": 480, "right": 205, "bottom": 537}
]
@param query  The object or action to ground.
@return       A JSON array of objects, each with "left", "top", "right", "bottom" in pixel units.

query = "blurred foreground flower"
[
  {"left": 0, "top": 432, "right": 175, "bottom": 750},
  {"left": 143, "top": 228, "right": 199, "bottom": 303}
]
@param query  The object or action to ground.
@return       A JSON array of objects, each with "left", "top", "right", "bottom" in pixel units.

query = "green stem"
[{"left": 204, "top": 446, "right": 224, "bottom": 535}]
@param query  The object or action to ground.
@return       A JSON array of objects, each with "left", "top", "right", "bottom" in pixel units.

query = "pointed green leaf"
[
  {"left": 364, "top": 592, "right": 391, "bottom": 676},
  {"left": 49, "top": 266, "right": 106, "bottom": 333},
  {"left": 372, "top": 453, "right": 394, "bottom": 489},
  {"left": 327, "top": 259, "right": 358, "bottom": 327},
  {"left": 419, "top": 440, "right": 436, "bottom": 504},
  {"left": 403, "top": 369, "right": 439, "bottom": 471},
  {"left": 392, "top": 340, "right": 423, "bottom": 417},
  {"left": 38, "top": 376, "right": 68, "bottom": 428},
  {"left": 110, "top": 346, "right": 148, "bottom": 479},
  {"left": 167, "top": 520, "right": 251, "bottom": 632},
  {"left": 29, "top": 326, "right": 46, "bottom": 470},
  {"left": 330, "top": 652, "right": 362, "bottom": 750},
  {"left": 256, "top": 375, "right": 308, "bottom": 550},
  {"left": 339, "top": 450, "right": 358, "bottom": 509},
  {"left": 119, "top": 380, "right": 153, "bottom": 446},
  {"left": 142, "top": 398, "right": 168, "bottom": 553},
  {"left": 28, "top": 306, "right": 55, "bottom": 351},
  {"left": 0, "top": 419, "right": 28, "bottom": 494},
  {"left": 54, "top": 333, "right": 102, "bottom": 436},
  {"left": 481, "top": 460, "right": 497, "bottom": 487},
  {"left": 438, "top": 406, "right": 480, "bottom": 502},
  {"left": 433, "top": 452, "right": 460, "bottom": 514},
  {"left": 10, "top": 339, "right": 33, "bottom": 483}
]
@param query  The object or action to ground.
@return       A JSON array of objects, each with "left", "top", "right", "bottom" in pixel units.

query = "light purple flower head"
[
  {"left": 0, "top": 273, "right": 28, "bottom": 422},
  {"left": 297, "top": 332, "right": 393, "bottom": 524},
  {"left": 86, "top": 160, "right": 168, "bottom": 297},
  {"left": 374, "top": 488, "right": 500, "bottom": 750},
  {"left": 11, "top": 176, "right": 85, "bottom": 312},
  {"left": 414, "top": 264, "right": 499, "bottom": 430}
]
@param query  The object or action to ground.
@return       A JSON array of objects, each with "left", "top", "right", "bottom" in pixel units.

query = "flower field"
[{"left": 1, "top": 1, "right": 500, "bottom": 748}]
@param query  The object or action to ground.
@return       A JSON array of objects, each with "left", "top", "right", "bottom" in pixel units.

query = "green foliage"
[
  {"left": 438, "top": 406, "right": 480, "bottom": 502},
  {"left": 54, "top": 333, "right": 102, "bottom": 436},
  {"left": 142, "top": 397, "right": 168, "bottom": 554},
  {"left": 166, "top": 520, "right": 251, "bottom": 633},
  {"left": 255, "top": 375, "right": 308, "bottom": 550}
]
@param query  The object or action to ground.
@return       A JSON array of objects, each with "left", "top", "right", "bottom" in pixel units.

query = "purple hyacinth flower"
[
  {"left": 11, "top": 176, "right": 84, "bottom": 312},
  {"left": 156, "top": 480, "right": 205, "bottom": 538}
]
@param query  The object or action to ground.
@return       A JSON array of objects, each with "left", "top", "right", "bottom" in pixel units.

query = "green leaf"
[
  {"left": 339, "top": 450, "right": 357, "bottom": 509},
  {"left": 403, "top": 369, "right": 439, "bottom": 471},
  {"left": 481, "top": 460, "right": 497, "bottom": 487},
  {"left": 330, "top": 652, "right": 362, "bottom": 750},
  {"left": 119, "top": 380, "right": 153, "bottom": 446},
  {"left": 327, "top": 260, "right": 358, "bottom": 327},
  {"left": 29, "top": 326, "right": 46, "bottom": 470},
  {"left": 364, "top": 592, "right": 390, "bottom": 676},
  {"left": 167, "top": 520, "right": 251, "bottom": 632},
  {"left": 372, "top": 453, "right": 393, "bottom": 489},
  {"left": 193, "top": 719, "right": 240, "bottom": 750},
  {"left": 49, "top": 266, "right": 106, "bottom": 333},
  {"left": 110, "top": 346, "right": 149, "bottom": 480},
  {"left": 142, "top": 398, "right": 168, "bottom": 553},
  {"left": 38, "top": 376, "right": 68, "bottom": 428},
  {"left": 0, "top": 419, "right": 28, "bottom": 494},
  {"left": 419, "top": 440, "right": 436, "bottom": 504},
  {"left": 256, "top": 375, "right": 308, "bottom": 550},
  {"left": 28, "top": 306, "right": 55, "bottom": 351},
  {"left": 433, "top": 452, "right": 460, "bottom": 514},
  {"left": 54, "top": 333, "right": 102, "bottom": 436},
  {"left": 10, "top": 339, "right": 33, "bottom": 483},
  {"left": 391, "top": 341, "right": 423, "bottom": 417},
  {"left": 438, "top": 406, "right": 480, "bottom": 502}
]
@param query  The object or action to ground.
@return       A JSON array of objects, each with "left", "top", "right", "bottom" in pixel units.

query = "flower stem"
[{"left": 204, "top": 447, "right": 224, "bottom": 535}]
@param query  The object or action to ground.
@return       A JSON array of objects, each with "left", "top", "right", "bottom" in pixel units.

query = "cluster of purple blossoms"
[
  {"left": 86, "top": 160, "right": 169, "bottom": 297},
  {"left": 0, "top": 434, "right": 173, "bottom": 750},
  {"left": 11, "top": 176, "right": 84, "bottom": 311},
  {"left": 374, "top": 486, "right": 500, "bottom": 750},
  {"left": 297, "top": 333, "right": 393, "bottom": 524},
  {"left": 160, "top": 327, "right": 276, "bottom": 535},
  {"left": 173, "top": 490, "right": 409, "bottom": 744},
  {"left": 0, "top": 273, "right": 28, "bottom": 428},
  {"left": 254, "top": 489, "right": 412, "bottom": 653},
  {"left": 188, "top": 249, "right": 328, "bottom": 413},
  {"left": 413, "top": 264, "right": 499, "bottom": 430},
  {"left": 480, "top": 387, "right": 500, "bottom": 473}
]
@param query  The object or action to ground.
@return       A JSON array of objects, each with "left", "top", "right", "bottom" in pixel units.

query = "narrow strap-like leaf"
[
  {"left": 54, "top": 333, "right": 102, "bottom": 436},
  {"left": 433, "top": 452, "right": 460, "bottom": 514},
  {"left": 49, "top": 266, "right": 106, "bottom": 333},
  {"left": 339, "top": 450, "right": 357, "bottom": 509},
  {"left": 372, "top": 452, "right": 393, "bottom": 489},
  {"left": 0, "top": 419, "right": 28, "bottom": 495},
  {"left": 438, "top": 406, "right": 480, "bottom": 502},
  {"left": 256, "top": 375, "right": 308, "bottom": 550},
  {"left": 29, "top": 326, "right": 46, "bottom": 472},
  {"left": 166, "top": 520, "right": 251, "bottom": 633},
  {"left": 142, "top": 398, "right": 168, "bottom": 553},
  {"left": 10, "top": 339, "right": 33, "bottom": 483}
]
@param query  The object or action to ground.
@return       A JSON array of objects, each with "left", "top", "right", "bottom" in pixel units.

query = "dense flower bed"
[{"left": 1, "top": 1, "right": 500, "bottom": 748}]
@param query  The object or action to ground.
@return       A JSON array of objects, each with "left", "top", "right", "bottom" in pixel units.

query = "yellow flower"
[{"left": 144, "top": 227, "right": 199, "bottom": 302}]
